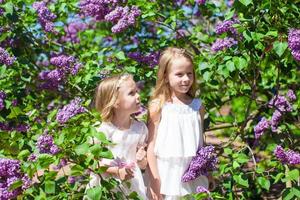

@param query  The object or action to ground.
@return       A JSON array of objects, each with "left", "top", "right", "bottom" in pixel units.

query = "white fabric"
[
  {"left": 154, "top": 99, "right": 208, "bottom": 197},
  {"left": 86, "top": 119, "right": 148, "bottom": 199}
]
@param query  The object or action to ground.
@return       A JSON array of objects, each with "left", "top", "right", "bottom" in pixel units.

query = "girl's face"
[
  {"left": 115, "top": 77, "right": 141, "bottom": 115},
  {"left": 167, "top": 56, "right": 194, "bottom": 95}
]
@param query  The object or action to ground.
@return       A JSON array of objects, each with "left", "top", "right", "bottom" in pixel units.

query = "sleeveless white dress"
[
  {"left": 86, "top": 119, "right": 148, "bottom": 200},
  {"left": 154, "top": 98, "right": 208, "bottom": 199}
]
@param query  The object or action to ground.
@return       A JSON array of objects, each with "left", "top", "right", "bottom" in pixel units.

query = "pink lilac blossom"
[
  {"left": 56, "top": 97, "right": 87, "bottom": 124},
  {"left": 274, "top": 145, "right": 300, "bottom": 165},
  {"left": 32, "top": 1, "right": 57, "bottom": 33},
  {"left": 0, "top": 47, "right": 16, "bottom": 66},
  {"left": 0, "top": 158, "right": 31, "bottom": 200},
  {"left": 288, "top": 29, "right": 300, "bottom": 61},
  {"left": 254, "top": 117, "right": 270, "bottom": 139},
  {"left": 182, "top": 145, "right": 217, "bottom": 182},
  {"left": 211, "top": 37, "right": 238, "bottom": 52},
  {"left": 37, "top": 134, "right": 60, "bottom": 155},
  {"left": 27, "top": 154, "right": 37, "bottom": 162}
]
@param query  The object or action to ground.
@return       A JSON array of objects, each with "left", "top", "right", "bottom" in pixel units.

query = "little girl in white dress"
[
  {"left": 147, "top": 47, "right": 208, "bottom": 200},
  {"left": 86, "top": 74, "right": 148, "bottom": 199}
]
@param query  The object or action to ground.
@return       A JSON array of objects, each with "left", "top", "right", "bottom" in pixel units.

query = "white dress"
[
  {"left": 86, "top": 119, "right": 148, "bottom": 200},
  {"left": 154, "top": 98, "right": 208, "bottom": 199}
]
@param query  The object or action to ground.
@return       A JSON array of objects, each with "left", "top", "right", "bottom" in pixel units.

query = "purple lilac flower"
[
  {"left": 215, "top": 19, "right": 239, "bottom": 36},
  {"left": 254, "top": 117, "right": 270, "bottom": 139},
  {"left": 274, "top": 145, "right": 300, "bottom": 165},
  {"left": 211, "top": 37, "right": 238, "bottom": 52},
  {"left": 27, "top": 154, "right": 37, "bottom": 162},
  {"left": 0, "top": 47, "right": 16, "bottom": 66},
  {"left": 61, "top": 21, "right": 87, "bottom": 43},
  {"left": 270, "top": 110, "right": 282, "bottom": 132},
  {"left": 79, "top": 0, "right": 117, "bottom": 21},
  {"left": 268, "top": 95, "right": 292, "bottom": 112},
  {"left": 12, "top": 99, "right": 18, "bottom": 107},
  {"left": 288, "top": 29, "right": 300, "bottom": 61},
  {"left": 195, "top": 0, "right": 206, "bottom": 5},
  {"left": 109, "top": 6, "right": 141, "bottom": 33},
  {"left": 68, "top": 176, "right": 76, "bottom": 184},
  {"left": 15, "top": 124, "right": 30, "bottom": 132},
  {"left": 0, "top": 8, "right": 4, "bottom": 16},
  {"left": 127, "top": 51, "right": 159, "bottom": 68},
  {"left": 0, "top": 122, "right": 11, "bottom": 131},
  {"left": 176, "top": 29, "right": 187, "bottom": 39},
  {"left": 56, "top": 97, "right": 87, "bottom": 124},
  {"left": 287, "top": 89, "right": 296, "bottom": 101},
  {"left": 182, "top": 145, "right": 217, "bottom": 182},
  {"left": 0, "top": 158, "right": 31, "bottom": 200},
  {"left": 37, "top": 134, "right": 60, "bottom": 155},
  {"left": 104, "top": 6, "right": 124, "bottom": 22},
  {"left": 0, "top": 90, "right": 6, "bottom": 111},
  {"left": 196, "top": 185, "right": 209, "bottom": 193},
  {"left": 32, "top": 1, "right": 57, "bottom": 33}
]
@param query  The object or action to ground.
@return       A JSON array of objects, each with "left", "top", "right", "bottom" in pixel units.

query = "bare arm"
[
  {"left": 146, "top": 102, "right": 162, "bottom": 199},
  {"left": 199, "top": 104, "right": 206, "bottom": 145}
]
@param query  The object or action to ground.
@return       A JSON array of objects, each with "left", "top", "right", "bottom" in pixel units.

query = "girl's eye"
[
  {"left": 176, "top": 73, "right": 183, "bottom": 77},
  {"left": 129, "top": 91, "right": 135, "bottom": 95}
]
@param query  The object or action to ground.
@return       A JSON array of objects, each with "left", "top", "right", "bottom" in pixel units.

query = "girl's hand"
[
  {"left": 118, "top": 167, "right": 134, "bottom": 181},
  {"left": 136, "top": 144, "right": 147, "bottom": 169},
  {"left": 147, "top": 187, "right": 163, "bottom": 200}
]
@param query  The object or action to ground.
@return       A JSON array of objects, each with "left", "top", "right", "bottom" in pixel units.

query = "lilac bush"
[
  {"left": 37, "top": 134, "right": 60, "bottom": 154},
  {"left": 288, "top": 29, "right": 300, "bottom": 61},
  {"left": 211, "top": 37, "right": 238, "bottom": 52},
  {"left": 274, "top": 145, "right": 300, "bottom": 165},
  {"left": 32, "top": 1, "right": 57, "bottom": 33},
  {"left": 0, "top": 47, "right": 15, "bottom": 66}
]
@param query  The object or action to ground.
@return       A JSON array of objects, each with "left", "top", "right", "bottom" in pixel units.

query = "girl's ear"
[{"left": 113, "top": 99, "right": 120, "bottom": 109}]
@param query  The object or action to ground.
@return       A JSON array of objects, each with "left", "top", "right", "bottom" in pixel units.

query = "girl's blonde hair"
[
  {"left": 95, "top": 74, "right": 133, "bottom": 122},
  {"left": 150, "top": 47, "right": 197, "bottom": 109}
]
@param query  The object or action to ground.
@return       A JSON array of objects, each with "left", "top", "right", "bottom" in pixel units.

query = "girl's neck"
[
  {"left": 111, "top": 112, "right": 132, "bottom": 130},
  {"left": 171, "top": 92, "right": 192, "bottom": 104}
]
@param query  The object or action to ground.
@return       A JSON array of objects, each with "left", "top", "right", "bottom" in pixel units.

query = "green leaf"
[
  {"left": 287, "top": 169, "right": 299, "bottom": 181},
  {"left": 86, "top": 186, "right": 102, "bottom": 199},
  {"left": 9, "top": 180, "right": 22, "bottom": 191},
  {"left": 266, "top": 31, "right": 278, "bottom": 37},
  {"left": 45, "top": 181, "right": 55, "bottom": 194},
  {"left": 115, "top": 51, "right": 126, "bottom": 60},
  {"left": 17, "top": 149, "right": 30, "bottom": 160},
  {"left": 233, "top": 161, "right": 240, "bottom": 169},
  {"left": 257, "top": 177, "right": 270, "bottom": 190},
  {"left": 273, "top": 41, "right": 288, "bottom": 57},
  {"left": 75, "top": 143, "right": 90, "bottom": 155},
  {"left": 3, "top": 2, "right": 14, "bottom": 15},
  {"left": 71, "top": 164, "right": 85, "bottom": 176},
  {"left": 239, "top": 0, "right": 252, "bottom": 6},
  {"left": 226, "top": 61, "right": 235, "bottom": 72},
  {"left": 38, "top": 154, "right": 55, "bottom": 168},
  {"left": 233, "top": 174, "right": 249, "bottom": 187},
  {"left": 273, "top": 172, "right": 284, "bottom": 183}
]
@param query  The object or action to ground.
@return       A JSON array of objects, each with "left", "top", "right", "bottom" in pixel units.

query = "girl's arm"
[{"left": 146, "top": 102, "right": 162, "bottom": 199}]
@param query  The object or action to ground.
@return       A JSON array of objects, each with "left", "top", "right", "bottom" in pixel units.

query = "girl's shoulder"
[{"left": 132, "top": 119, "right": 148, "bottom": 134}]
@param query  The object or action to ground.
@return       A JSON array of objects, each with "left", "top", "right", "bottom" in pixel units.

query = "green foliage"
[{"left": 0, "top": 0, "right": 299, "bottom": 199}]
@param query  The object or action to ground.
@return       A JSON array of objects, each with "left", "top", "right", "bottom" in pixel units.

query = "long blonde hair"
[
  {"left": 95, "top": 74, "right": 132, "bottom": 122},
  {"left": 150, "top": 47, "right": 197, "bottom": 109}
]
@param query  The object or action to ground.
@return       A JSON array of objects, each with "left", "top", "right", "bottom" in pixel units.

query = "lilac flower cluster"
[
  {"left": 39, "top": 54, "right": 82, "bottom": 90},
  {"left": 27, "top": 153, "right": 37, "bottom": 162},
  {"left": 215, "top": 19, "right": 239, "bottom": 36},
  {"left": 105, "top": 6, "right": 141, "bottom": 33},
  {"left": 37, "top": 134, "right": 60, "bottom": 155},
  {"left": 0, "top": 90, "right": 6, "bottom": 111},
  {"left": 0, "top": 158, "right": 31, "bottom": 200},
  {"left": 268, "top": 93, "right": 295, "bottom": 131},
  {"left": 79, "top": 0, "right": 118, "bottom": 21},
  {"left": 195, "top": 0, "right": 206, "bottom": 4},
  {"left": 56, "top": 97, "right": 87, "bottom": 124},
  {"left": 127, "top": 51, "right": 160, "bottom": 68},
  {"left": 196, "top": 185, "right": 209, "bottom": 193},
  {"left": 0, "top": 122, "right": 30, "bottom": 132},
  {"left": 0, "top": 47, "right": 16, "bottom": 66},
  {"left": 254, "top": 117, "right": 270, "bottom": 139},
  {"left": 182, "top": 145, "right": 217, "bottom": 182},
  {"left": 32, "top": 1, "right": 57, "bottom": 33},
  {"left": 288, "top": 29, "right": 300, "bottom": 61},
  {"left": 211, "top": 37, "right": 238, "bottom": 52},
  {"left": 254, "top": 90, "right": 296, "bottom": 137},
  {"left": 274, "top": 145, "right": 300, "bottom": 165},
  {"left": 61, "top": 21, "right": 87, "bottom": 43}
]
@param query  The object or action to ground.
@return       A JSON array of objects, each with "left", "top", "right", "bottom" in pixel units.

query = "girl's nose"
[{"left": 182, "top": 74, "right": 190, "bottom": 81}]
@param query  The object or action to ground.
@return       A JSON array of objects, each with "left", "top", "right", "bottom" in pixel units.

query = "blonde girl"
[
  {"left": 86, "top": 74, "right": 148, "bottom": 199},
  {"left": 147, "top": 47, "right": 209, "bottom": 200}
]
